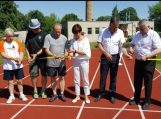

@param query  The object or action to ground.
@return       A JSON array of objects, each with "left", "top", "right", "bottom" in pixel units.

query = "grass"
[
  {"left": 90, "top": 42, "right": 98, "bottom": 50},
  {"left": 156, "top": 53, "right": 161, "bottom": 70}
]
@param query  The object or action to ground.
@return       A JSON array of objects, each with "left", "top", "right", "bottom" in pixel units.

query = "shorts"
[
  {"left": 47, "top": 60, "right": 66, "bottom": 77},
  {"left": 29, "top": 59, "right": 47, "bottom": 77},
  {"left": 3, "top": 68, "right": 24, "bottom": 80}
]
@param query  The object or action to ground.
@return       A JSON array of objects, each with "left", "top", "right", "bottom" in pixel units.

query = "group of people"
[{"left": 0, "top": 17, "right": 161, "bottom": 110}]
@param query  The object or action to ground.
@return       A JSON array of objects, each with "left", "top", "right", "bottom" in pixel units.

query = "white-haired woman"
[
  {"left": 68, "top": 24, "right": 91, "bottom": 104},
  {"left": 0, "top": 28, "right": 28, "bottom": 104}
]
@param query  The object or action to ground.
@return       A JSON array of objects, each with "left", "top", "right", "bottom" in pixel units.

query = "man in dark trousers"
[
  {"left": 95, "top": 17, "right": 131, "bottom": 104},
  {"left": 128, "top": 19, "right": 161, "bottom": 110},
  {"left": 25, "top": 19, "right": 48, "bottom": 99}
]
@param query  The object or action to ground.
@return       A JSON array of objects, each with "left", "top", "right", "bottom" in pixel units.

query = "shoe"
[
  {"left": 49, "top": 95, "right": 58, "bottom": 102},
  {"left": 129, "top": 99, "right": 140, "bottom": 105},
  {"left": 72, "top": 97, "right": 80, "bottom": 103},
  {"left": 94, "top": 95, "right": 102, "bottom": 102},
  {"left": 40, "top": 91, "right": 47, "bottom": 99},
  {"left": 119, "top": 63, "right": 123, "bottom": 66},
  {"left": 59, "top": 94, "right": 67, "bottom": 102},
  {"left": 19, "top": 94, "right": 28, "bottom": 101},
  {"left": 109, "top": 97, "right": 115, "bottom": 104},
  {"left": 6, "top": 96, "right": 15, "bottom": 104},
  {"left": 142, "top": 102, "right": 150, "bottom": 110},
  {"left": 33, "top": 91, "right": 39, "bottom": 99},
  {"left": 85, "top": 99, "right": 90, "bottom": 104}
]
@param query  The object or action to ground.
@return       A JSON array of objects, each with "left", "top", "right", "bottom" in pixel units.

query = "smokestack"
[{"left": 86, "top": 1, "right": 93, "bottom": 21}]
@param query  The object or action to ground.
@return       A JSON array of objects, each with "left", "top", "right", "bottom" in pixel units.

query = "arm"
[
  {"left": 45, "top": 48, "right": 56, "bottom": 57},
  {"left": 0, "top": 52, "right": 18, "bottom": 61},
  {"left": 98, "top": 42, "right": 112, "bottom": 60}
]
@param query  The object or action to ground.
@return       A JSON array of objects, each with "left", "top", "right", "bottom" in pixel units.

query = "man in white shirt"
[
  {"left": 127, "top": 19, "right": 161, "bottom": 110},
  {"left": 95, "top": 17, "right": 130, "bottom": 104}
]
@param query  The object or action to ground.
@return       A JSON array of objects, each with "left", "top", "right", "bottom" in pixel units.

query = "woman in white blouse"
[{"left": 68, "top": 24, "right": 91, "bottom": 104}]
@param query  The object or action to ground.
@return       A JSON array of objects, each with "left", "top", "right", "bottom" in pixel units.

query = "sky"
[{"left": 15, "top": 1, "right": 158, "bottom": 21}]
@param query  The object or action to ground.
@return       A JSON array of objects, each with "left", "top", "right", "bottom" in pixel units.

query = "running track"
[{"left": 0, "top": 50, "right": 160, "bottom": 119}]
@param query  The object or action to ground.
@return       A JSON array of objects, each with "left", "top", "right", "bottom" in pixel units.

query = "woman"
[
  {"left": 0, "top": 28, "right": 28, "bottom": 104},
  {"left": 68, "top": 24, "right": 91, "bottom": 104}
]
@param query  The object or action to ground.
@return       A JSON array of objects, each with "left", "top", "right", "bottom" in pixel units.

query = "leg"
[
  {"left": 99, "top": 59, "right": 110, "bottom": 95},
  {"left": 8, "top": 80, "right": 14, "bottom": 97},
  {"left": 72, "top": 65, "right": 81, "bottom": 103},
  {"left": 144, "top": 61, "right": 156, "bottom": 102},
  {"left": 29, "top": 62, "right": 39, "bottom": 98},
  {"left": 80, "top": 63, "right": 90, "bottom": 103},
  {"left": 133, "top": 60, "right": 144, "bottom": 102},
  {"left": 109, "top": 54, "right": 120, "bottom": 98}
]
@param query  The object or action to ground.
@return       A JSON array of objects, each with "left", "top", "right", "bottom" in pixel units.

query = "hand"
[
  {"left": 128, "top": 47, "right": 134, "bottom": 55},
  {"left": 104, "top": 52, "right": 112, "bottom": 61},
  {"left": 66, "top": 55, "right": 72, "bottom": 60},
  {"left": 126, "top": 55, "right": 133, "bottom": 60},
  {"left": 27, "top": 56, "right": 33, "bottom": 64},
  {"left": 31, "top": 54, "right": 37, "bottom": 61},
  {"left": 67, "top": 49, "right": 75, "bottom": 53},
  {"left": 13, "top": 58, "right": 21, "bottom": 65},
  {"left": 141, "top": 56, "right": 147, "bottom": 61}
]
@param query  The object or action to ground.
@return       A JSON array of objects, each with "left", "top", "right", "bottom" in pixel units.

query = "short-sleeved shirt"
[
  {"left": 43, "top": 33, "right": 67, "bottom": 67},
  {"left": 70, "top": 37, "right": 91, "bottom": 64},
  {"left": 132, "top": 29, "right": 161, "bottom": 59},
  {"left": 98, "top": 28, "right": 125, "bottom": 55},
  {"left": 25, "top": 30, "right": 47, "bottom": 58},
  {"left": 0, "top": 39, "right": 24, "bottom": 70}
]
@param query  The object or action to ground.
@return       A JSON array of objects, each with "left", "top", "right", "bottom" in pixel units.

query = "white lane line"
[
  {"left": 155, "top": 68, "right": 161, "bottom": 74},
  {"left": 113, "top": 58, "right": 161, "bottom": 119},
  {"left": 76, "top": 63, "right": 100, "bottom": 119},
  {"left": 10, "top": 66, "right": 72, "bottom": 119},
  {"left": 1, "top": 103, "right": 161, "bottom": 113},
  {"left": 113, "top": 58, "right": 145, "bottom": 119}
]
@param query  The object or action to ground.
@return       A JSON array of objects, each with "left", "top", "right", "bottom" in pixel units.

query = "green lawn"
[{"left": 156, "top": 53, "right": 161, "bottom": 70}]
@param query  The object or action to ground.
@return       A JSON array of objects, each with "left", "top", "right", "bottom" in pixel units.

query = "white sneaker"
[
  {"left": 19, "top": 94, "right": 28, "bottom": 101},
  {"left": 119, "top": 63, "right": 123, "bottom": 66},
  {"left": 72, "top": 97, "right": 80, "bottom": 103},
  {"left": 6, "top": 96, "right": 15, "bottom": 104},
  {"left": 85, "top": 99, "right": 90, "bottom": 104}
]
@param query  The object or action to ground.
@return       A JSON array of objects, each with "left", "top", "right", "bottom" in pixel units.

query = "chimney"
[{"left": 86, "top": 1, "right": 93, "bottom": 21}]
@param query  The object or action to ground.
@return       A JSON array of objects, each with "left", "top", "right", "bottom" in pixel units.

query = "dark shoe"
[
  {"left": 129, "top": 99, "right": 139, "bottom": 105},
  {"left": 95, "top": 95, "right": 102, "bottom": 102},
  {"left": 49, "top": 95, "right": 58, "bottom": 102},
  {"left": 109, "top": 97, "right": 115, "bottom": 104},
  {"left": 59, "top": 94, "right": 67, "bottom": 102},
  {"left": 142, "top": 102, "right": 150, "bottom": 110}
]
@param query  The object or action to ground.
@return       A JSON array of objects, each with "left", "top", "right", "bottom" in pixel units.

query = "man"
[
  {"left": 0, "top": 28, "right": 28, "bottom": 104},
  {"left": 95, "top": 17, "right": 131, "bottom": 104},
  {"left": 25, "top": 19, "right": 48, "bottom": 99},
  {"left": 44, "top": 23, "right": 68, "bottom": 102},
  {"left": 128, "top": 19, "right": 161, "bottom": 110}
]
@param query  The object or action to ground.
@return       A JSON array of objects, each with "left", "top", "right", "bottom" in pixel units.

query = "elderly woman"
[
  {"left": 0, "top": 28, "right": 28, "bottom": 104},
  {"left": 68, "top": 24, "right": 91, "bottom": 104}
]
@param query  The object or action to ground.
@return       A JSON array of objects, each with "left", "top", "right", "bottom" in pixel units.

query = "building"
[
  {"left": 67, "top": 21, "right": 154, "bottom": 42},
  {"left": 14, "top": 31, "right": 27, "bottom": 43}
]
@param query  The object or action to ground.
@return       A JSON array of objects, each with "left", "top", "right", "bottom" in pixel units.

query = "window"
[
  {"left": 95, "top": 27, "right": 99, "bottom": 34},
  {"left": 88, "top": 28, "right": 92, "bottom": 34}
]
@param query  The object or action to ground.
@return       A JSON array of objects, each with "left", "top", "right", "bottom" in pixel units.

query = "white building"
[
  {"left": 67, "top": 21, "right": 154, "bottom": 42},
  {"left": 14, "top": 31, "right": 27, "bottom": 43}
]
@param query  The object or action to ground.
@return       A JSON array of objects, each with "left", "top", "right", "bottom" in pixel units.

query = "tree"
[
  {"left": 44, "top": 13, "right": 60, "bottom": 33},
  {"left": 26, "top": 10, "right": 45, "bottom": 29},
  {"left": 61, "top": 13, "right": 80, "bottom": 36},
  {"left": 119, "top": 7, "right": 139, "bottom": 21},
  {"left": 149, "top": 1, "right": 161, "bottom": 31},
  {"left": 96, "top": 16, "right": 111, "bottom": 21},
  {"left": 112, "top": 5, "right": 119, "bottom": 19},
  {"left": 0, "top": 1, "right": 19, "bottom": 30}
]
